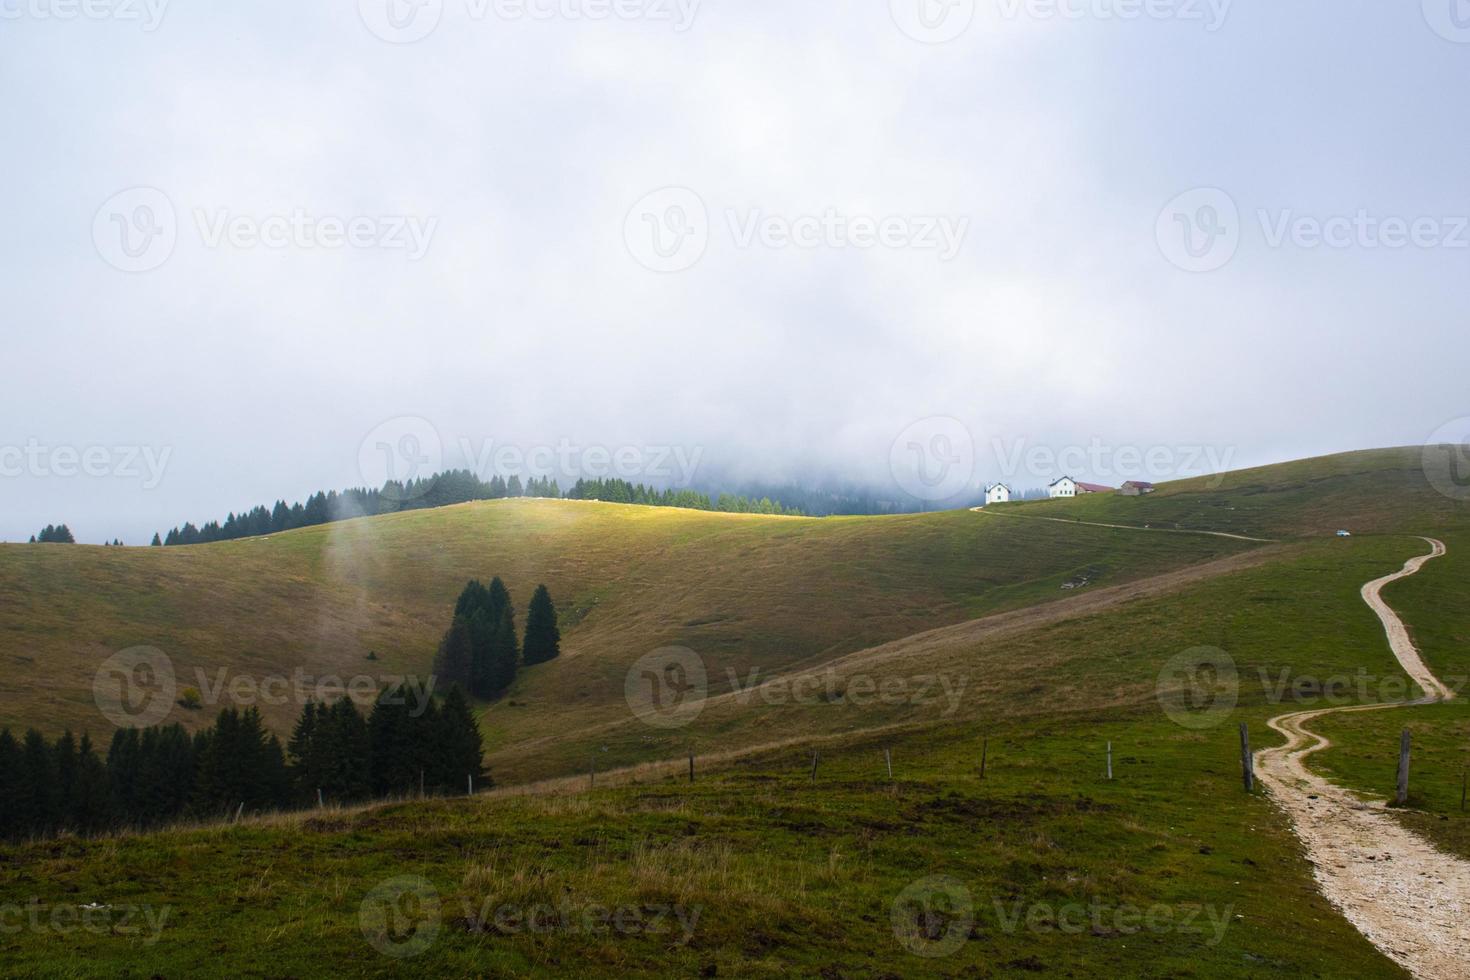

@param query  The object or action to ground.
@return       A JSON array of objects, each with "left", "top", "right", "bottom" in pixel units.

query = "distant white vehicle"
[{"left": 1336, "top": 530, "right": 1352, "bottom": 537}]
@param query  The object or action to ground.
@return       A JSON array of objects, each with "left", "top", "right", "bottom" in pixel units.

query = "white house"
[
  {"left": 1048, "top": 476, "right": 1114, "bottom": 499},
  {"left": 984, "top": 483, "right": 1012, "bottom": 505},
  {"left": 1048, "top": 477, "right": 1078, "bottom": 499}
]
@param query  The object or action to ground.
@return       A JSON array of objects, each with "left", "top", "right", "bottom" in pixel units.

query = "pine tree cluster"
[
  {"left": 0, "top": 689, "right": 486, "bottom": 841},
  {"left": 434, "top": 579, "right": 561, "bottom": 698},
  {"left": 30, "top": 524, "right": 75, "bottom": 544}
]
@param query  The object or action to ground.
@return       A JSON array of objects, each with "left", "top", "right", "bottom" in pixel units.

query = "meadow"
[{"left": 0, "top": 447, "right": 1467, "bottom": 976}]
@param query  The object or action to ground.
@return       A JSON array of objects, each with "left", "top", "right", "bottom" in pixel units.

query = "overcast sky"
[{"left": 2, "top": 1, "right": 1468, "bottom": 541}]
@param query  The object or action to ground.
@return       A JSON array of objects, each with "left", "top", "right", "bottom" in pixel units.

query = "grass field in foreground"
[
  {"left": 0, "top": 713, "right": 1405, "bottom": 979},
  {"left": 0, "top": 529, "right": 1457, "bottom": 976}
]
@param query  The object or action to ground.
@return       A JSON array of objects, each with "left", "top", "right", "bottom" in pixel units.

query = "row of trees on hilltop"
[
  {"left": 153, "top": 470, "right": 538, "bottom": 546},
  {"left": 0, "top": 690, "right": 485, "bottom": 842},
  {"left": 434, "top": 580, "right": 561, "bottom": 699},
  {"left": 153, "top": 470, "right": 807, "bottom": 547}
]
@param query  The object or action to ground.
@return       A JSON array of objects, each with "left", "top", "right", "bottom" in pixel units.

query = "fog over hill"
[{"left": 3, "top": 4, "right": 1467, "bottom": 543}]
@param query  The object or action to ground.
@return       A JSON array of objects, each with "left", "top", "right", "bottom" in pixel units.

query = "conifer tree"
[
  {"left": 434, "top": 617, "right": 475, "bottom": 691},
  {"left": 489, "top": 613, "right": 519, "bottom": 694},
  {"left": 435, "top": 686, "right": 486, "bottom": 792},
  {"left": 522, "top": 585, "right": 561, "bottom": 666}
]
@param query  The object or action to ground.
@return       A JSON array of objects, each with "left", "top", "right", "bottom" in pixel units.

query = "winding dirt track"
[
  {"left": 1253, "top": 538, "right": 1470, "bottom": 979},
  {"left": 972, "top": 506, "right": 1276, "bottom": 543}
]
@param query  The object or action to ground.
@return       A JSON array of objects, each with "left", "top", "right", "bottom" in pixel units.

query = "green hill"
[
  {"left": 4, "top": 446, "right": 1466, "bottom": 977},
  {"left": 0, "top": 497, "right": 1247, "bottom": 751},
  {"left": 1006, "top": 445, "right": 1469, "bottom": 537}
]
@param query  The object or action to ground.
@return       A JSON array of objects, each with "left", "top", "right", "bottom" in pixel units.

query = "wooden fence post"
[
  {"left": 317, "top": 787, "right": 324, "bottom": 809},
  {"left": 1461, "top": 771, "right": 1466, "bottom": 812},
  {"left": 810, "top": 751, "right": 820, "bottom": 783},
  {"left": 885, "top": 748, "right": 893, "bottom": 782},
  {"left": 1239, "top": 723, "right": 1254, "bottom": 793},
  {"left": 689, "top": 750, "right": 695, "bottom": 784},
  {"left": 1106, "top": 741, "right": 1113, "bottom": 781},
  {"left": 1396, "top": 729, "right": 1411, "bottom": 805},
  {"left": 980, "top": 738, "right": 988, "bottom": 780}
]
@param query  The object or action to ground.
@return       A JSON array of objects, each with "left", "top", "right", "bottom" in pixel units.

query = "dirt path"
[
  {"left": 1254, "top": 537, "right": 1470, "bottom": 980},
  {"left": 972, "top": 506, "right": 1276, "bottom": 543}
]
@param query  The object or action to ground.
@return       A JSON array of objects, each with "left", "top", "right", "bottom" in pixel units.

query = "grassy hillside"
[
  {"left": 1006, "top": 446, "right": 1470, "bottom": 537},
  {"left": 0, "top": 717, "right": 1409, "bottom": 979},
  {"left": 3, "top": 448, "right": 1468, "bottom": 975},
  {"left": 0, "top": 524, "right": 1447, "bottom": 976},
  {"left": 0, "top": 500, "right": 1248, "bottom": 746}
]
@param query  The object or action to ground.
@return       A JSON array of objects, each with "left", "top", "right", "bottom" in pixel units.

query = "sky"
[{"left": 2, "top": 0, "right": 1468, "bottom": 542}]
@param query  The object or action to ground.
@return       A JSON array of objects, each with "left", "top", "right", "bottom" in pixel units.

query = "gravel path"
[{"left": 1254, "top": 538, "right": 1470, "bottom": 979}]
